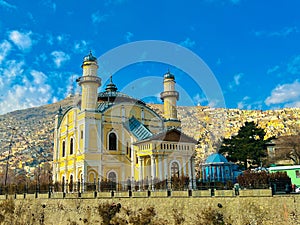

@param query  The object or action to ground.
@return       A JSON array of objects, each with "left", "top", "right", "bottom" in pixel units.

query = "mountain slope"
[{"left": 0, "top": 96, "right": 299, "bottom": 170}]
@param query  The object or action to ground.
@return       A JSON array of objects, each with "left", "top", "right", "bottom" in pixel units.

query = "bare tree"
[{"left": 273, "top": 134, "right": 300, "bottom": 165}]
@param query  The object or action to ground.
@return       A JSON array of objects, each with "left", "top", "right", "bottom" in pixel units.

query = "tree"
[
  {"left": 219, "top": 121, "right": 268, "bottom": 169},
  {"left": 271, "top": 134, "right": 300, "bottom": 165}
]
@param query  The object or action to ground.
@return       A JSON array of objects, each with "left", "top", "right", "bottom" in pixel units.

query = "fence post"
[
  {"left": 66, "top": 179, "right": 68, "bottom": 194},
  {"left": 35, "top": 183, "right": 38, "bottom": 198},
  {"left": 77, "top": 181, "right": 81, "bottom": 198},
  {"left": 94, "top": 179, "right": 97, "bottom": 198},
  {"left": 98, "top": 178, "right": 100, "bottom": 192}
]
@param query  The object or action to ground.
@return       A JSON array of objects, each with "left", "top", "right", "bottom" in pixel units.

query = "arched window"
[
  {"left": 108, "top": 171, "right": 117, "bottom": 182},
  {"left": 70, "top": 138, "right": 74, "bottom": 155},
  {"left": 108, "top": 132, "right": 117, "bottom": 150},
  {"left": 171, "top": 161, "right": 180, "bottom": 178},
  {"left": 62, "top": 141, "right": 66, "bottom": 157}
]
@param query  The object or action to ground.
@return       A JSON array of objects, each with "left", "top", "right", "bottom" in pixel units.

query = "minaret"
[
  {"left": 77, "top": 51, "right": 101, "bottom": 111},
  {"left": 160, "top": 70, "right": 181, "bottom": 128}
]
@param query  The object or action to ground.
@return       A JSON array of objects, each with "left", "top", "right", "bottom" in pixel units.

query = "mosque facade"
[{"left": 52, "top": 52, "right": 197, "bottom": 190}]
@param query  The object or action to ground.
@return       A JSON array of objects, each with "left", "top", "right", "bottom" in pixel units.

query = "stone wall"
[{"left": 1, "top": 192, "right": 300, "bottom": 224}]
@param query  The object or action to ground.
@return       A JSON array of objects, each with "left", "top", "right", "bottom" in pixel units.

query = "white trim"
[{"left": 269, "top": 165, "right": 300, "bottom": 171}]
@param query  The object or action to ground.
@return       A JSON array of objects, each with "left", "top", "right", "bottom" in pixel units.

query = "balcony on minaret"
[
  {"left": 160, "top": 90, "right": 179, "bottom": 101},
  {"left": 76, "top": 76, "right": 101, "bottom": 86}
]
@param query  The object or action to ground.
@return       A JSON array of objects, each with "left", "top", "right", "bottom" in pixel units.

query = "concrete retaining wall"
[{"left": 3, "top": 194, "right": 299, "bottom": 224}]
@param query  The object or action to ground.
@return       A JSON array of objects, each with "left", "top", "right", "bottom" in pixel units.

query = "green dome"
[
  {"left": 164, "top": 70, "right": 175, "bottom": 79},
  {"left": 83, "top": 51, "right": 97, "bottom": 62}
]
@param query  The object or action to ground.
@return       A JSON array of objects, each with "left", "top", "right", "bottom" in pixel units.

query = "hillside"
[{"left": 0, "top": 95, "right": 299, "bottom": 176}]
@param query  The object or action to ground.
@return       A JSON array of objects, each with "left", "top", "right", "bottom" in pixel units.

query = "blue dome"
[{"left": 205, "top": 153, "right": 228, "bottom": 163}]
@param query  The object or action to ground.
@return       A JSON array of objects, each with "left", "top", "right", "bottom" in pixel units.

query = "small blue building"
[{"left": 200, "top": 153, "right": 242, "bottom": 183}]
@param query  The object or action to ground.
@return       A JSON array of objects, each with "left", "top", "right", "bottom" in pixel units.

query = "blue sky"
[{"left": 0, "top": 0, "right": 300, "bottom": 115}]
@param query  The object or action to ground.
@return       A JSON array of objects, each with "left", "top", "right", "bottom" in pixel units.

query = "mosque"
[{"left": 52, "top": 52, "right": 197, "bottom": 190}]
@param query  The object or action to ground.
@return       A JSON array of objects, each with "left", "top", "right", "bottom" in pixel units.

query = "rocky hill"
[{"left": 0, "top": 95, "right": 299, "bottom": 176}]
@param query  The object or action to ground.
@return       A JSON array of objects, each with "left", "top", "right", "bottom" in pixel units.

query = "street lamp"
[{"left": 4, "top": 127, "right": 16, "bottom": 187}]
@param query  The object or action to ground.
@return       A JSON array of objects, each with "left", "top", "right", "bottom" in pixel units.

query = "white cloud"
[
  {"left": 124, "top": 32, "right": 134, "bottom": 42},
  {"left": 267, "top": 65, "right": 280, "bottom": 75},
  {"left": 8, "top": 30, "right": 33, "bottom": 51},
  {"left": 31, "top": 70, "right": 47, "bottom": 84},
  {"left": 193, "top": 93, "right": 207, "bottom": 106},
  {"left": 254, "top": 26, "right": 299, "bottom": 38},
  {"left": 0, "top": 83, "right": 52, "bottom": 114},
  {"left": 0, "top": 40, "right": 12, "bottom": 64},
  {"left": 234, "top": 73, "right": 242, "bottom": 86},
  {"left": 0, "top": 66, "right": 55, "bottom": 114},
  {"left": 270, "top": 26, "right": 299, "bottom": 37},
  {"left": 237, "top": 96, "right": 249, "bottom": 109},
  {"left": 51, "top": 51, "right": 70, "bottom": 68},
  {"left": 179, "top": 38, "right": 195, "bottom": 49},
  {"left": 0, "top": 0, "right": 16, "bottom": 9},
  {"left": 287, "top": 55, "right": 300, "bottom": 75},
  {"left": 228, "top": 73, "right": 243, "bottom": 90},
  {"left": 74, "top": 40, "right": 89, "bottom": 53},
  {"left": 91, "top": 11, "right": 110, "bottom": 24},
  {"left": 265, "top": 80, "right": 300, "bottom": 106},
  {"left": 42, "top": 0, "right": 56, "bottom": 12},
  {"left": 2, "top": 60, "right": 24, "bottom": 79},
  {"left": 237, "top": 96, "right": 262, "bottom": 110}
]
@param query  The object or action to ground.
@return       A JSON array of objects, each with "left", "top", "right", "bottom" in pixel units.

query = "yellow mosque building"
[{"left": 52, "top": 52, "right": 197, "bottom": 190}]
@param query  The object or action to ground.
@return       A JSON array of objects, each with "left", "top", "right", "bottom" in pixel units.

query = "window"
[
  {"left": 108, "top": 132, "right": 117, "bottom": 150},
  {"left": 62, "top": 141, "right": 66, "bottom": 157},
  {"left": 171, "top": 161, "right": 180, "bottom": 178},
  {"left": 108, "top": 171, "right": 117, "bottom": 182},
  {"left": 80, "top": 130, "right": 83, "bottom": 139},
  {"left": 296, "top": 170, "right": 300, "bottom": 178},
  {"left": 70, "top": 138, "right": 74, "bottom": 155},
  {"left": 126, "top": 142, "right": 132, "bottom": 157}
]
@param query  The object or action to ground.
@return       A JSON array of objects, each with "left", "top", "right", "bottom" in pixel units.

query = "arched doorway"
[
  {"left": 171, "top": 161, "right": 180, "bottom": 178},
  {"left": 107, "top": 171, "right": 117, "bottom": 191}
]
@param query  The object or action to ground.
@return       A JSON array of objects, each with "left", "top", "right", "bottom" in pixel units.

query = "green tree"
[{"left": 219, "top": 121, "right": 268, "bottom": 169}]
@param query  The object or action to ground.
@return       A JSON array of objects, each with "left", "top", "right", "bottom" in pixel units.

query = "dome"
[
  {"left": 164, "top": 70, "right": 175, "bottom": 79},
  {"left": 205, "top": 153, "right": 228, "bottom": 163},
  {"left": 105, "top": 75, "right": 118, "bottom": 92},
  {"left": 83, "top": 51, "right": 97, "bottom": 62}
]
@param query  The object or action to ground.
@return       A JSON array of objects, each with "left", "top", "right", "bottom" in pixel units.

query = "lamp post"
[{"left": 4, "top": 127, "right": 16, "bottom": 187}]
